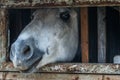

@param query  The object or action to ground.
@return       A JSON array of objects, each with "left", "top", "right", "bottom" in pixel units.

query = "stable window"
[
  {"left": 7, "top": 7, "right": 120, "bottom": 63},
  {"left": 0, "top": 0, "right": 120, "bottom": 80}
]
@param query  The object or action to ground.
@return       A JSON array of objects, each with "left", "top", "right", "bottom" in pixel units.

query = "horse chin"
[{"left": 21, "top": 57, "right": 42, "bottom": 73}]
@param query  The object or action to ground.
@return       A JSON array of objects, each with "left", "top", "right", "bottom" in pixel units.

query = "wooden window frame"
[{"left": 0, "top": 0, "right": 120, "bottom": 80}]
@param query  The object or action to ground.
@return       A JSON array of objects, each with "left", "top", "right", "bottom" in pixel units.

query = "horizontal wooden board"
[
  {"left": 104, "top": 75, "right": 120, "bottom": 80},
  {"left": 0, "top": 0, "right": 120, "bottom": 8},
  {"left": 1, "top": 62, "right": 120, "bottom": 75},
  {"left": 0, "top": 72, "right": 103, "bottom": 80},
  {"left": 1, "top": 72, "right": 120, "bottom": 80}
]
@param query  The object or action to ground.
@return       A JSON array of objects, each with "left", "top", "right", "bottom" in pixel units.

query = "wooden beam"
[
  {"left": 2, "top": 72, "right": 120, "bottom": 80},
  {"left": 0, "top": 72, "right": 103, "bottom": 80},
  {"left": 104, "top": 75, "right": 120, "bottom": 80},
  {"left": 80, "top": 7, "right": 89, "bottom": 63},
  {"left": 0, "top": 0, "right": 120, "bottom": 8},
  {"left": 0, "top": 9, "right": 8, "bottom": 63},
  {"left": 1, "top": 63, "right": 120, "bottom": 74},
  {"left": 97, "top": 7, "right": 106, "bottom": 63}
]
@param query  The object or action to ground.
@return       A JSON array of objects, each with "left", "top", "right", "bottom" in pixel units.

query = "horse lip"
[{"left": 21, "top": 57, "right": 42, "bottom": 73}]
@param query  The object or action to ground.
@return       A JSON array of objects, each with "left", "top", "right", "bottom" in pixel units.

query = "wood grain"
[
  {"left": 0, "top": 72, "right": 103, "bottom": 80},
  {"left": 80, "top": 7, "right": 89, "bottom": 63},
  {"left": 0, "top": 9, "right": 8, "bottom": 63},
  {"left": 0, "top": 0, "right": 119, "bottom": 8},
  {"left": 104, "top": 75, "right": 120, "bottom": 80}
]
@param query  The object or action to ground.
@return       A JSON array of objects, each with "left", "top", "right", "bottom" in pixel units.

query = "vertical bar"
[
  {"left": 81, "top": 7, "right": 89, "bottom": 63},
  {"left": 97, "top": 7, "right": 106, "bottom": 63},
  {"left": 0, "top": 9, "right": 8, "bottom": 62}
]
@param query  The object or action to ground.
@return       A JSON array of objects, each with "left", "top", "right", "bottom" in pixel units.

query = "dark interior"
[
  {"left": 8, "top": 7, "right": 120, "bottom": 63},
  {"left": 106, "top": 7, "right": 120, "bottom": 63},
  {"left": 9, "top": 9, "right": 32, "bottom": 44}
]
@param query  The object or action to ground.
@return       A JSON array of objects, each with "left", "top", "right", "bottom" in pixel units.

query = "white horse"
[{"left": 10, "top": 8, "right": 78, "bottom": 72}]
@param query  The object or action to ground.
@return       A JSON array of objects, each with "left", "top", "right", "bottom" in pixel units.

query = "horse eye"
[{"left": 60, "top": 11, "right": 70, "bottom": 21}]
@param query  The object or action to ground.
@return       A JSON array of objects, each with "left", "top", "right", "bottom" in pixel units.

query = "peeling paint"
[
  {"left": 38, "top": 63, "right": 120, "bottom": 74},
  {"left": 0, "top": 72, "right": 104, "bottom": 80},
  {"left": 1, "top": 63, "right": 120, "bottom": 74},
  {"left": 0, "top": 0, "right": 119, "bottom": 8},
  {"left": 0, "top": 9, "right": 7, "bottom": 65}
]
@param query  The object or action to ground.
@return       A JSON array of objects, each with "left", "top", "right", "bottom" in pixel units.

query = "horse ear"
[
  {"left": 32, "top": 10, "right": 38, "bottom": 16},
  {"left": 31, "top": 14, "right": 34, "bottom": 19},
  {"left": 31, "top": 9, "right": 40, "bottom": 19}
]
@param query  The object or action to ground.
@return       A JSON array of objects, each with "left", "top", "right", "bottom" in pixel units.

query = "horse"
[{"left": 10, "top": 8, "right": 78, "bottom": 72}]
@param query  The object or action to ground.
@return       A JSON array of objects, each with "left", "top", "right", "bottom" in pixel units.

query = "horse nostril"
[
  {"left": 23, "top": 45, "right": 31, "bottom": 55},
  {"left": 22, "top": 45, "right": 33, "bottom": 60}
]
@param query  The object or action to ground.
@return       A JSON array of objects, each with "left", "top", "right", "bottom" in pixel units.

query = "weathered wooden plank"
[
  {"left": 0, "top": 0, "right": 120, "bottom": 8},
  {"left": 80, "top": 7, "right": 89, "bottom": 63},
  {"left": 39, "top": 63, "right": 120, "bottom": 74},
  {"left": 2, "top": 72, "right": 120, "bottom": 80},
  {"left": 0, "top": 72, "right": 103, "bottom": 80},
  {"left": 104, "top": 75, "right": 120, "bottom": 80},
  {"left": 1, "top": 63, "right": 120, "bottom": 74},
  {"left": 0, "top": 9, "right": 8, "bottom": 64},
  {"left": 97, "top": 7, "right": 106, "bottom": 63}
]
